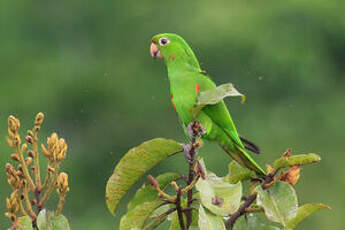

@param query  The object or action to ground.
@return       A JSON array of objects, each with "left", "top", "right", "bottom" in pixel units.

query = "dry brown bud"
[
  {"left": 27, "top": 150, "right": 35, "bottom": 158},
  {"left": 196, "top": 160, "right": 206, "bottom": 179},
  {"left": 10, "top": 154, "right": 20, "bottom": 162},
  {"left": 280, "top": 165, "right": 301, "bottom": 186},
  {"left": 6, "top": 163, "right": 15, "bottom": 174},
  {"left": 48, "top": 166, "right": 55, "bottom": 173},
  {"left": 25, "top": 157, "right": 32, "bottom": 166},
  {"left": 21, "top": 144, "right": 27, "bottom": 153},
  {"left": 283, "top": 148, "right": 292, "bottom": 158},
  {"left": 25, "top": 135, "right": 33, "bottom": 144},
  {"left": 30, "top": 166, "right": 35, "bottom": 173}
]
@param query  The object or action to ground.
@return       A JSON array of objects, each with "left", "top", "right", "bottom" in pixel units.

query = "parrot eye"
[{"left": 159, "top": 37, "right": 170, "bottom": 46}]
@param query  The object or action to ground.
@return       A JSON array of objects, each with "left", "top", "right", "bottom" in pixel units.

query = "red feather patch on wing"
[
  {"left": 168, "top": 56, "right": 175, "bottom": 61},
  {"left": 195, "top": 84, "right": 200, "bottom": 94},
  {"left": 170, "top": 94, "right": 176, "bottom": 111}
]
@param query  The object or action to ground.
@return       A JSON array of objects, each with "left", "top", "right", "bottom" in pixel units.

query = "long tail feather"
[
  {"left": 222, "top": 145, "right": 266, "bottom": 177},
  {"left": 240, "top": 136, "right": 261, "bottom": 154}
]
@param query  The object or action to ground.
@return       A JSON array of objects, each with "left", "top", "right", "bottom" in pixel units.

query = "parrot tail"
[
  {"left": 239, "top": 136, "right": 261, "bottom": 154},
  {"left": 222, "top": 145, "right": 266, "bottom": 177}
]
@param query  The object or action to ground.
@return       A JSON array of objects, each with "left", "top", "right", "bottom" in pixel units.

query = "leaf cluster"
[{"left": 105, "top": 83, "right": 329, "bottom": 230}]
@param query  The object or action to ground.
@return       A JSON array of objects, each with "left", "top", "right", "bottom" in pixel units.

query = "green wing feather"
[{"left": 196, "top": 73, "right": 266, "bottom": 176}]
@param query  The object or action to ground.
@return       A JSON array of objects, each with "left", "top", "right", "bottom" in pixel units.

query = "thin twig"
[
  {"left": 41, "top": 161, "right": 53, "bottom": 191},
  {"left": 148, "top": 175, "right": 176, "bottom": 202},
  {"left": 55, "top": 196, "right": 65, "bottom": 216},
  {"left": 176, "top": 188, "right": 186, "bottom": 230},
  {"left": 22, "top": 185, "right": 37, "bottom": 219},
  {"left": 16, "top": 192, "right": 28, "bottom": 216},
  {"left": 225, "top": 194, "right": 257, "bottom": 229},
  {"left": 225, "top": 172, "right": 276, "bottom": 229},
  {"left": 32, "top": 137, "right": 41, "bottom": 189},
  {"left": 16, "top": 145, "right": 35, "bottom": 191},
  {"left": 39, "top": 163, "right": 60, "bottom": 207},
  {"left": 186, "top": 137, "right": 197, "bottom": 228}
]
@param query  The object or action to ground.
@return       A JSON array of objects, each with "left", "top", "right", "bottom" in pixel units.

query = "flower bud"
[
  {"left": 41, "top": 144, "right": 51, "bottom": 158},
  {"left": 35, "top": 112, "right": 44, "bottom": 126},
  {"left": 25, "top": 157, "right": 32, "bottom": 166},
  {"left": 27, "top": 150, "right": 35, "bottom": 158},
  {"left": 25, "top": 135, "right": 33, "bottom": 144},
  {"left": 57, "top": 172, "right": 70, "bottom": 195},
  {"left": 10, "top": 154, "right": 20, "bottom": 162}
]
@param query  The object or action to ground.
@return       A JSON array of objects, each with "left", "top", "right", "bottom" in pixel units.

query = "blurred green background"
[{"left": 1, "top": 0, "right": 344, "bottom": 229}]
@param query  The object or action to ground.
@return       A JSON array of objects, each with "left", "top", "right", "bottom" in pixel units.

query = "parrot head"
[{"left": 150, "top": 33, "right": 200, "bottom": 69}]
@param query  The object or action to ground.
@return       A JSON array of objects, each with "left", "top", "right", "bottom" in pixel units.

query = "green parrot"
[{"left": 150, "top": 33, "right": 265, "bottom": 176}]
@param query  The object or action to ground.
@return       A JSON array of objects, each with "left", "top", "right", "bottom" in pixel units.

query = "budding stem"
[
  {"left": 22, "top": 186, "right": 37, "bottom": 219},
  {"left": 39, "top": 162, "right": 60, "bottom": 207},
  {"left": 16, "top": 144, "right": 35, "bottom": 192}
]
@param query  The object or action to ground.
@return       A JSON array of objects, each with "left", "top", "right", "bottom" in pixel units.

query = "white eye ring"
[{"left": 159, "top": 37, "right": 170, "bottom": 46}]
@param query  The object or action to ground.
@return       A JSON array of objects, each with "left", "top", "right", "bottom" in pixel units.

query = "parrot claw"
[{"left": 187, "top": 121, "right": 206, "bottom": 138}]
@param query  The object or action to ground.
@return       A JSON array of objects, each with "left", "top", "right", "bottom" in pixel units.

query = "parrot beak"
[{"left": 150, "top": 42, "right": 163, "bottom": 59}]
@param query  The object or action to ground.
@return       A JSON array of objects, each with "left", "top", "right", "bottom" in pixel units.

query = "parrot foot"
[{"left": 187, "top": 121, "right": 206, "bottom": 138}]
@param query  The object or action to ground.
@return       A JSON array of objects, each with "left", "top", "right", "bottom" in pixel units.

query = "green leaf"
[
  {"left": 120, "top": 200, "right": 165, "bottom": 230},
  {"left": 196, "top": 159, "right": 242, "bottom": 216},
  {"left": 169, "top": 212, "right": 181, "bottom": 230},
  {"left": 169, "top": 209, "right": 199, "bottom": 230},
  {"left": 255, "top": 181, "right": 298, "bottom": 227},
  {"left": 127, "top": 172, "right": 180, "bottom": 211},
  {"left": 286, "top": 203, "right": 330, "bottom": 229},
  {"left": 143, "top": 205, "right": 173, "bottom": 230},
  {"left": 37, "top": 209, "right": 71, "bottom": 230},
  {"left": 273, "top": 153, "right": 321, "bottom": 169},
  {"left": 227, "top": 161, "right": 256, "bottom": 184},
  {"left": 233, "top": 213, "right": 281, "bottom": 230},
  {"left": 14, "top": 216, "right": 34, "bottom": 230},
  {"left": 198, "top": 205, "right": 226, "bottom": 230},
  {"left": 106, "top": 138, "right": 183, "bottom": 215},
  {"left": 192, "top": 83, "right": 245, "bottom": 115}
]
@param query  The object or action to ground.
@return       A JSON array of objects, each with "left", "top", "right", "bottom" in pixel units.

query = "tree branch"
[
  {"left": 225, "top": 172, "right": 275, "bottom": 229},
  {"left": 176, "top": 188, "right": 186, "bottom": 230}
]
